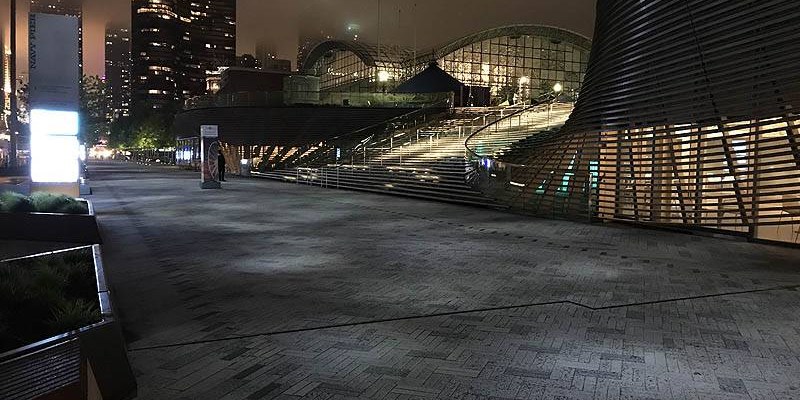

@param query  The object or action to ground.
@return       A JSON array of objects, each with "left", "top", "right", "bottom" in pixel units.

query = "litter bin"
[{"left": 239, "top": 159, "right": 251, "bottom": 177}]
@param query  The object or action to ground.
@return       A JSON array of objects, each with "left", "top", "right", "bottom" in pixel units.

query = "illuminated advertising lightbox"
[
  {"left": 28, "top": 13, "right": 80, "bottom": 184},
  {"left": 200, "top": 125, "right": 221, "bottom": 189}
]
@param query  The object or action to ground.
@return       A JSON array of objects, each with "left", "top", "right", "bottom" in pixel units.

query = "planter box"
[
  {"left": 0, "top": 245, "right": 137, "bottom": 400},
  {"left": 0, "top": 200, "right": 101, "bottom": 244}
]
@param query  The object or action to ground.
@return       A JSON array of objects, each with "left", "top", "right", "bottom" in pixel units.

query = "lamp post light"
[
  {"left": 548, "top": 82, "right": 563, "bottom": 129},
  {"left": 378, "top": 69, "right": 390, "bottom": 94}
]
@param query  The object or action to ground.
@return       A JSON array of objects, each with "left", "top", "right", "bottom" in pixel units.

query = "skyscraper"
[
  {"left": 179, "top": 0, "right": 237, "bottom": 98},
  {"left": 131, "top": 0, "right": 236, "bottom": 112},
  {"left": 30, "top": 0, "right": 83, "bottom": 73},
  {"left": 255, "top": 42, "right": 277, "bottom": 69},
  {"left": 105, "top": 27, "right": 131, "bottom": 122},
  {"left": 131, "top": 0, "right": 180, "bottom": 111}
]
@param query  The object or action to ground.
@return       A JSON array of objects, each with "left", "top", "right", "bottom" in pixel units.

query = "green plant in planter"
[
  {"left": 58, "top": 201, "right": 90, "bottom": 215},
  {"left": 47, "top": 299, "right": 99, "bottom": 332},
  {"left": 31, "top": 192, "right": 72, "bottom": 212},
  {"left": 0, "top": 191, "right": 89, "bottom": 214},
  {"left": 0, "top": 191, "right": 35, "bottom": 213},
  {"left": 30, "top": 192, "right": 89, "bottom": 214},
  {"left": 0, "top": 248, "right": 100, "bottom": 352}
]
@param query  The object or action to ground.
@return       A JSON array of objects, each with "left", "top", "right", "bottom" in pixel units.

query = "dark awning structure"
[{"left": 393, "top": 63, "right": 466, "bottom": 94}]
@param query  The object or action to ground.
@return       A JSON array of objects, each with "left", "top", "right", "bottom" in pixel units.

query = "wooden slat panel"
[{"left": 479, "top": 0, "right": 800, "bottom": 243}]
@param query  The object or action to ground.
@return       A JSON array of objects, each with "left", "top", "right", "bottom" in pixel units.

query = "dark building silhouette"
[
  {"left": 105, "top": 26, "right": 131, "bottom": 122},
  {"left": 131, "top": 0, "right": 236, "bottom": 112},
  {"left": 30, "top": 0, "right": 83, "bottom": 74},
  {"left": 236, "top": 54, "right": 262, "bottom": 70}
]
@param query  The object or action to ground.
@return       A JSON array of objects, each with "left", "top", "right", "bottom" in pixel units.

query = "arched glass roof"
[
  {"left": 301, "top": 24, "right": 592, "bottom": 72},
  {"left": 301, "top": 40, "right": 414, "bottom": 72},
  {"left": 430, "top": 24, "right": 592, "bottom": 60}
]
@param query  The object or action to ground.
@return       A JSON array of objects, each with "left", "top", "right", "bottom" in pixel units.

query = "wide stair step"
[{"left": 254, "top": 165, "right": 500, "bottom": 208}]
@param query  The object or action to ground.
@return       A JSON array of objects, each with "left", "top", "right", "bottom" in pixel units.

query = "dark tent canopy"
[
  {"left": 393, "top": 62, "right": 488, "bottom": 106},
  {"left": 394, "top": 62, "right": 466, "bottom": 94}
]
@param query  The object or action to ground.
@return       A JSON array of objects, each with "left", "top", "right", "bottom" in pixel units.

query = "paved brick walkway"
[{"left": 90, "top": 162, "right": 800, "bottom": 399}]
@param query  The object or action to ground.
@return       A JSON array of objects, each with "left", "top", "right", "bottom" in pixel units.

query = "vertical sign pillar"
[
  {"left": 200, "top": 125, "right": 221, "bottom": 189},
  {"left": 28, "top": 13, "right": 80, "bottom": 196}
]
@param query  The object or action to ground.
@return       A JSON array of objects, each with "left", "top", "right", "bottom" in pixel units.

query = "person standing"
[{"left": 218, "top": 151, "right": 227, "bottom": 181}]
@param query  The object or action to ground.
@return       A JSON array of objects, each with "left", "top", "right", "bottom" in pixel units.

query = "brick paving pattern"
[{"left": 90, "top": 163, "right": 800, "bottom": 399}]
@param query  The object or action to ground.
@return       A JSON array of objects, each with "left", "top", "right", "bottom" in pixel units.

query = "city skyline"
[
  {"left": 0, "top": 0, "right": 595, "bottom": 77},
  {"left": 131, "top": 0, "right": 236, "bottom": 110}
]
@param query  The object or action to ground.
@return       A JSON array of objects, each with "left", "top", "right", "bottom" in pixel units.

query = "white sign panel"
[
  {"left": 29, "top": 13, "right": 80, "bottom": 111},
  {"left": 201, "top": 125, "right": 219, "bottom": 138},
  {"left": 29, "top": 14, "right": 80, "bottom": 183}
]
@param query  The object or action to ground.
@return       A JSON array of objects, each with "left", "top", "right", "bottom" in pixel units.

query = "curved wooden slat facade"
[{"left": 482, "top": 0, "right": 800, "bottom": 244}]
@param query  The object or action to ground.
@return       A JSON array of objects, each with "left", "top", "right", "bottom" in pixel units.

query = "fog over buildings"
[{"left": 1, "top": 0, "right": 595, "bottom": 76}]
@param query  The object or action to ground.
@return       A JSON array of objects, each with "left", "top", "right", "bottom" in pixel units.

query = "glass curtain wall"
[
  {"left": 438, "top": 35, "right": 589, "bottom": 104},
  {"left": 309, "top": 49, "right": 407, "bottom": 93}
]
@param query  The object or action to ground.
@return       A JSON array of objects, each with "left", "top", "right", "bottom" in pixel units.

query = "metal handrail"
[
  {"left": 354, "top": 104, "right": 530, "bottom": 169},
  {"left": 464, "top": 94, "right": 555, "bottom": 161},
  {"left": 330, "top": 97, "right": 452, "bottom": 144},
  {"left": 285, "top": 98, "right": 453, "bottom": 169}
]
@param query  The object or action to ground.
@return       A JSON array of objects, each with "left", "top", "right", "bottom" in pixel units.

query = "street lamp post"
[{"left": 548, "top": 82, "right": 563, "bottom": 129}]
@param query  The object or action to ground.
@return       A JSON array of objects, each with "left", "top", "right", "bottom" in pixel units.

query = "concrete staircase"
[{"left": 255, "top": 103, "right": 574, "bottom": 207}]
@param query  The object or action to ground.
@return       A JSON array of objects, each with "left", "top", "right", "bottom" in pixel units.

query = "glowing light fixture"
[
  {"left": 553, "top": 82, "right": 563, "bottom": 93},
  {"left": 377, "top": 70, "right": 391, "bottom": 82},
  {"left": 31, "top": 109, "right": 79, "bottom": 136},
  {"left": 30, "top": 109, "right": 81, "bottom": 183},
  {"left": 31, "top": 134, "right": 80, "bottom": 183}
]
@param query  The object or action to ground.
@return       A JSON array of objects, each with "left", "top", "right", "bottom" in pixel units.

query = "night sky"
[{"left": 1, "top": 0, "right": 596, "bottom": 77}]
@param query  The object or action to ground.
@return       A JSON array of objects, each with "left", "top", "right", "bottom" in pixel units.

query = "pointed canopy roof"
[{"left": 393, "top": 63, "right": 466, "bottom": 94}]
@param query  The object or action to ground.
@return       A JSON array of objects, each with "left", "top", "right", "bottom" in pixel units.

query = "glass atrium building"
[{"left": 301, "top": 25, "right": 591, "bottom": 105}]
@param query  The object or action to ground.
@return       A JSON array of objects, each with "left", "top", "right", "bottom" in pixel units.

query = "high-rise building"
[
  {"left": 255, "top": 42, "right": 277, "bottom": 69},
  {"left": 131, "top": 0, "right": 180, "bottom": 111},
  {"left": 236, "top": 54, "right": 261, "bottom": 70},
  {"left": 105, "top": 27, "right": 131, "bottom": 122},
  {"left": 178, "top": 0, "right": 236, "bottom": 98},
  {"left": 131, "top": 0, "right": 236, "bottom": 112},
  {"left": 30, "top": 0, "right": 83, "bottom": 73}
]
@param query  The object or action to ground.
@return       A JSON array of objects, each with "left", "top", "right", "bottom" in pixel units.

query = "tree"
[
  {"left": 108, "top": 116, "right": 135, "bottom": 149},
  {"left": 80, "top": 75, "right": 109, "bottom": 145},
  {"left": 132, "top": 113, "right": 174, "bottom": 149}
]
